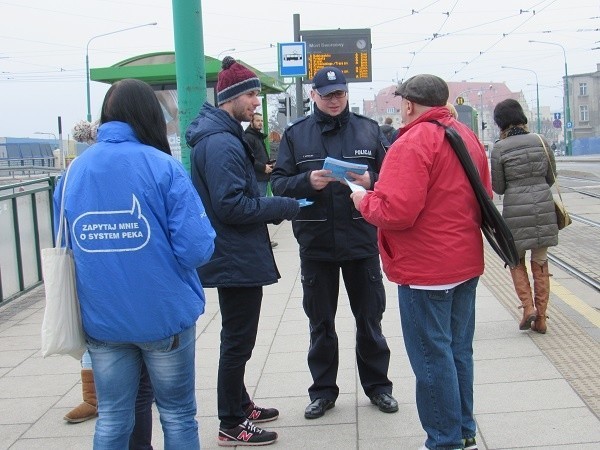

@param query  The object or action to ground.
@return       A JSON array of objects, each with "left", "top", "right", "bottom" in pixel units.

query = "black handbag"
[{"left": 430, "top": 121, "right": 520, "bottom": 269}]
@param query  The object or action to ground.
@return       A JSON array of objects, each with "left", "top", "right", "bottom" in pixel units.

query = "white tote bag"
[{"left": 40, "top": 163, "right": 86, "bottom": 359}]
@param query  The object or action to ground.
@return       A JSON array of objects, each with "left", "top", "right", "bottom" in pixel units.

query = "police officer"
[{"left": 271, "top": 66, "right": 398, "bottom": 419}]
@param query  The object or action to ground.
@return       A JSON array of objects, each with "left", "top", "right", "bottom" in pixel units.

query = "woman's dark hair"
[
  {"left": 493, "top": 98, "right": 528, "bottom": 131},
  {"left": 100, "top": 79, "right": 171, "bottom": 155}
]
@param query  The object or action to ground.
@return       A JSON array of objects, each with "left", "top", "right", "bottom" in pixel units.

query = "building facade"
[
  {"left": 362, "top": 80, "right": 567, "bottom": 149},
  {"left": 569, "top": 63, "right": 600, "bottom": 142}
]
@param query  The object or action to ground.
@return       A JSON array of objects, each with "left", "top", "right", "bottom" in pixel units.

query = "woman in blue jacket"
[{"left": 54, "top": 79, "right": 215, "bottom": 450}]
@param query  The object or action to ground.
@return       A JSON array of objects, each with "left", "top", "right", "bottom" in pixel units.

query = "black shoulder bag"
[{"left": 430, "top": 120, "right": 519, "bottom": 269}]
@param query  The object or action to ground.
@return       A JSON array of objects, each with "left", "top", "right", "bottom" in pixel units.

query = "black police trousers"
[{"left": 300, "top": 256, "right": 393, "bottom": 401}]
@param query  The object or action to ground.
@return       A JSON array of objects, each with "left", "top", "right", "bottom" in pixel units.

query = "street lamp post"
[
  {"left": 501, "top": 65, "right": 541, "bottom": 133},
  {"left": 34, "top": 131, "right": 57, "bottom": 141},
  {"left": 529, "top": 40, "right": 571, "bottom": 155},
  {"left": 216, "top": 48, "right": 235, "bottom": 59},
  {"left": 86, "top": 22, "right": 157, "bottom": 122},
  {"left": 478, "top": 89, "right": 485, "bottom": 140}
]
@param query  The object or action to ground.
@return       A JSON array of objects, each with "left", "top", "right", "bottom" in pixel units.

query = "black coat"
[
  {"left": 244, "top": 126, "right": 270, "bottom": 182},
  {"left": 379, "top": 124, "right": 395, "bottom": 145},
  {"left": 271, "top": 105, "right": 387, "bottom": 261}
]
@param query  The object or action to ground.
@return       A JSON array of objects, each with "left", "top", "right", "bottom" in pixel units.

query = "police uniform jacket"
[{"left": 271, "top": 104, "right": 387, "bottom": 261}]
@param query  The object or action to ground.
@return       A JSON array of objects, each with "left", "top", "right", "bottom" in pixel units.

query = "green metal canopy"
[{"left": 90, "top": 51, "right": 286, "bottom": 94}]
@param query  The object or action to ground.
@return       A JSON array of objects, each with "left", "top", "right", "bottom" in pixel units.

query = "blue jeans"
[
  {"left": 81, "top": 350, "right": 154, "bottom": 449},
  {"left": 129, "top": 361, "right": 154, "bottom": 450},
  {"left": 87, "top": 325, "right": 199, "bottom": 450},
  {"left": 398, "top": 277, "right": 478, "bottom": 450}
]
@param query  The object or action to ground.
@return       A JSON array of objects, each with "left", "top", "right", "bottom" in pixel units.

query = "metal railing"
[
  {"left": 0, "top": 157, "right": 62, "bottom": 178},
  {"left": 0, "top": 177, "right": 56, "bottom": 304}
]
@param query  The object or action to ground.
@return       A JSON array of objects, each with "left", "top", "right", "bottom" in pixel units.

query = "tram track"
[
  {"left": 546, "top": 211, "right": 600, "bottom": 295},
  {"left": 547, "top": 251, "right": 600, "bottom": 295},
  {"left": 566, "top": 186, "right": 600, "bottom": 200},
  {"left": 544, "top": 174, "right": 600, "bottom": 294},
  {"left": 570, "top": 213, "right": 600, "bottom": 227}
]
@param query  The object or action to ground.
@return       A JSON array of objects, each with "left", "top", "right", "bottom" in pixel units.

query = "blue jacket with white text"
[{"left": 54, "top": 121, "right": 215, "bottom": 342}]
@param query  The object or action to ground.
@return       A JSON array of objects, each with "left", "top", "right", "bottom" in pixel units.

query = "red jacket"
[{"left": 359, "top": 107, "right": 492, "bottom": 285}]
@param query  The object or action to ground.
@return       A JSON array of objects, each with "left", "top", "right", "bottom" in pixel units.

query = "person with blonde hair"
[{"left": 446, "top": 102, "right": 458, "bottom": 119}]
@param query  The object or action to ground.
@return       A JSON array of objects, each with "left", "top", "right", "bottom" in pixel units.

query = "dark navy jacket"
[
  {"left": 186, "top": 102, "right": 299, "bottom": 288},
  {"left": 271, "top": 104, "right": 387, "bottom": 261}
]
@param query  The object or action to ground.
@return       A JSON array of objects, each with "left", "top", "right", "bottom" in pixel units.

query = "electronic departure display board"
[{"left": 300, "top": 29, "right": 372, "bottom": 83}]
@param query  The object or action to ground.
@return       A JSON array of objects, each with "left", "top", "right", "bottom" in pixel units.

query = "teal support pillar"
[{"left": 172, "top": 0, "right": 206, "bottom": 172}]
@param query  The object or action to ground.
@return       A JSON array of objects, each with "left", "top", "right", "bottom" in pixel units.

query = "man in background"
[
  {"left": 379, "top": 116, "right": 396, "bottom": 144},
  {"left": 245, "top": 113, "right": 273, "bottom": 196},
  {"left": 245, "top": 112, "right": 278, "bottom": 247}
]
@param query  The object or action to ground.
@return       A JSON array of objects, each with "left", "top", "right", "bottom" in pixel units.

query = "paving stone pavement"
[{"left": 1, "top": 221, "right": 599, "bottom": 449}]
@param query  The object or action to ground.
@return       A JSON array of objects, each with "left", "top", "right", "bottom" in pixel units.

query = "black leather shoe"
[
  {"left": 370, "top": 392, "right": 399, "bottom": 413},
  {"left": 304, "top": 398, "right": 335, "bottom": 419}
]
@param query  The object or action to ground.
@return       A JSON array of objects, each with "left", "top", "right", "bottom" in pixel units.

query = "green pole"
[
  {"left": 172, "top": 0, "right": 206, "bottom": 172},
  {"left": 261, "top": 100, "right": 270, "bottom": 156}
]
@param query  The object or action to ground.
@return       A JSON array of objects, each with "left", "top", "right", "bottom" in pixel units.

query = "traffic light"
[
  {"left": 278, "top": 97, "right": 291, "bottom": 116},
  {"left": 303, "top": 98, "right": 311, "bottom": 114},
  {"left": 482, "top": 121, "right": 487, "bottom": 130}
]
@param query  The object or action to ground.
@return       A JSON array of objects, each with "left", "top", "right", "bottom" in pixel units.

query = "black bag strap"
[{"left": 429, "top": 120, "right": 520, "bottom": 268}]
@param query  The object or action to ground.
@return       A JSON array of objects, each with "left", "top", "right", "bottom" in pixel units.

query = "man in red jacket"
[{"left": 351, "top": 74, "right": 490, "bottom": 450}]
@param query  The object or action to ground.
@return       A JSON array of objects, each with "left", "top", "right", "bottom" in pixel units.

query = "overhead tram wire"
[
  {"left": 449, "top": 6, "right": 551, "bottom": 79},
  {"left": 370, "top": 1, "right": 560, "bottom": 83}
]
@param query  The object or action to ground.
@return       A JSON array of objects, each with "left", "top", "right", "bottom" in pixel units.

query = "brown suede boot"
[
  {"left": 510, "top": 258, "right": 536, "bottom": 330},
  {"left": 531, "top": 261, "right": 550, "bottom": 334},
  {"left": 64, "top": 369, "right": 98, "bottom": 423}
]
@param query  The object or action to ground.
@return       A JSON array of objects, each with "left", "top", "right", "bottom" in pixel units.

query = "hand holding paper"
[
  {"left": 322, "top": 157, "right": 367, "bottom": 181},
  {"left": 350, "top": 190, "right": 368, "bottom": 210},
  {"left": 344, "top": 177, "right": 366, "bottom": 193}
]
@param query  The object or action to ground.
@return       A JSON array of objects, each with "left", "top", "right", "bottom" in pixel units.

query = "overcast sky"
[{"left": 1, "top": 0, "right": 598, "bottom": 138}]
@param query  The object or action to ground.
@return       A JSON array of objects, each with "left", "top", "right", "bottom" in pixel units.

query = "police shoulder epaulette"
[
  {"left": 352, "top": 112, "right": 378, "bottom": 125},
  {"left": 286, "top": 115, "right": 310, "bottom": 129}
]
